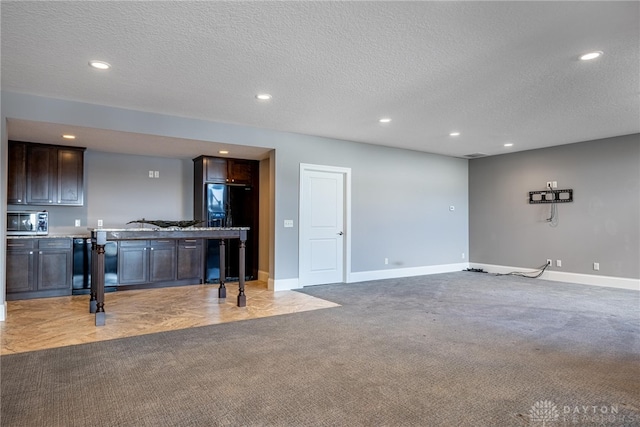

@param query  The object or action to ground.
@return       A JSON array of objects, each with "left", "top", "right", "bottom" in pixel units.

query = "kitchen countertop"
[
  {"left": 7, "top": 227, "right": 250, "bottom": 240},
  {"left": 7, "top": 234, "right": 90, "bottom": 239},
  {"left": 88, "top": 227, "right": 249, "bottom": 232}
]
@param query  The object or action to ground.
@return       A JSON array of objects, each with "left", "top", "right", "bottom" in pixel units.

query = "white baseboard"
[
  {"left": 349, "top": 263, "right": 469, "bottom": 283},
  {"left": 470, "top": 263, "right": 640, "bottom": 291},
  {"left": 258, "top": 270, "right": 269, "bottom": 283},
  {"left": 268, "top": 277, "right": 300, "bottom": 292},
  {"left": 0, "top": 301, "right": 6, "bottom": 321}
]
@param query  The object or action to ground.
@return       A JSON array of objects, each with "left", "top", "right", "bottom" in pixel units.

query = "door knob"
[{"left": 337, "top": 231, "right": 344, "bottom": 235}]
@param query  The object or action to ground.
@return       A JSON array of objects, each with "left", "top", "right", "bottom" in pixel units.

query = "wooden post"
[
  {"left": 237, "top": 230, "right": 247, "bottom": 307},
  {"left": 218, "top": 239, "right": 226, "bottom": 299},
  {"left": 94, "top": 231, "right": 106, "bottom": 326}
]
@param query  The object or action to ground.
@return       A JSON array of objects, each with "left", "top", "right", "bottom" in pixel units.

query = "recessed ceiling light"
[
  {"left": 89, "top": 60, "right": 111, "bottom": 70},
  {"left": 580, "top": 51, "right": 603, "bottom": 61},
  {"left": 256, "top": 94, "right": 272, "bottom": 100},
  {"left": 379, "top": 118, "right": 392, "bottom": 123},
  {"left": 218, "top": 150, "right": 229, "bottom": 154},
  {"left": 449, "top": 132, "right": 460, "bottom": 137},
  {"left": 62, "top": 134, "right": 76, "bottom": 139},
  {"left": 504, "top": 143, "right": 513, "bottom": 147}
]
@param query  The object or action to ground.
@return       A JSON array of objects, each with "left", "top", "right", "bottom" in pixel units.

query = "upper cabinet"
[
  {"left": 8, "top": 141, "right": 86, "bottom": 206},
  {"left": 7, "top": 142, "right": 27, "bottom": 204},
  {"left": 194, "top": 156, "right": 256, "bottom": 186},
  {"left": 227, "top": 159, "right": 254, "bottom": 185}
]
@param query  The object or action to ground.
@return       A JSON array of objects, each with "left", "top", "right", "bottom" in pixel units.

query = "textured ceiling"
[{"left": 2, "top": 1, "right": 639, "bottom": 159}]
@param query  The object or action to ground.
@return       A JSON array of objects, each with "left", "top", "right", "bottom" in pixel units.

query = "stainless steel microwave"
[{"left": 6, "top": 211, "right": 49, "bottom": 236}]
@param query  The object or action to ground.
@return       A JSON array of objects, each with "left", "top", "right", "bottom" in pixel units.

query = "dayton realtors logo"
[
  {"left": 529, "top": 400, "right": 635, "bottom": 425},
  {"left": 530, "top": 400, "right": 559, "bottom": 426}
]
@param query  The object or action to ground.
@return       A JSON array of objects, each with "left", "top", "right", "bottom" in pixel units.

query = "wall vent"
[{"left": 463, "top": 152, "right": 488, "bottom": 158}]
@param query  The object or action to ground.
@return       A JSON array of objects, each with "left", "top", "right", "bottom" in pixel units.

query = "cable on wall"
[
  {"left": 528, "top": 185, "right": 573, "bottom": 227},
  {"left": 548, "top": 196, "right": 558, "bottom": 227}
]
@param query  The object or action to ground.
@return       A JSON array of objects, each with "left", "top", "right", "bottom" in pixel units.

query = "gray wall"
[
  {"left": 469, "top": 133, "right": 640, "bottom": 279},
  {"left": 1, "top": 91, "right": 469, "bottom": 291}
]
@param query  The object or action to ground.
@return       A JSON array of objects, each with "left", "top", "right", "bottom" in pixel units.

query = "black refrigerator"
[{"left": 204, "top": 183, "right": 256, "bottom": 283}]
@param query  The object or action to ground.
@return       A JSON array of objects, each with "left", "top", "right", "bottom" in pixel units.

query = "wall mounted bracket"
[{"left": 528, "top": 189, "right": 573, "bottom": 204}]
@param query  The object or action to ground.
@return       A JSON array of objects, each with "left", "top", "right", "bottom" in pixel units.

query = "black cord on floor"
[{"left": 493, "top": 262, "right": 550, "bottom": 279}]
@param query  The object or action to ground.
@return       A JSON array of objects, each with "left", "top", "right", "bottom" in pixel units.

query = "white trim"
[
  {"left": 0, "top": 301, "right": 6, "bottom": 321},
  {"left": 269, "top": 277, "right": 300, "bottom": 292},
  {"left": 349, "top": 263, "right": 469, "bottom": 283},
  {"left": 258, "top": 269, "right": 269, "bottom": 283},
  {"left": 470, "top": 263, "right": 640, "bottom": 291},
  {"left": 299, "top": 163, "right": 352, "bottom": 286}
]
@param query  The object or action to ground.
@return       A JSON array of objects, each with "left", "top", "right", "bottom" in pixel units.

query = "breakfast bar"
[{"left": 89, "top": 227, "right": 248, "bottom": 326}]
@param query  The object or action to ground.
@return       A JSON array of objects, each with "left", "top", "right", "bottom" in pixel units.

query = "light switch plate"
[
  {"left": 75, "top": 219, "right": 81, "bottom": 227},
  {"left": 284, "top": 220, "right": 294, "bottom": 228}
]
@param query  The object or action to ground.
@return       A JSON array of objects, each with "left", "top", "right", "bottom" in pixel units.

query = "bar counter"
[{"left": 89, "top": 227, "right": 249, "bottom": 326}]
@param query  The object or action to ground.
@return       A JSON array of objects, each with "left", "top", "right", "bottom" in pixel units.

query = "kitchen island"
[{"left": 89, "top": 227, "right": 248, "bottom": 326}]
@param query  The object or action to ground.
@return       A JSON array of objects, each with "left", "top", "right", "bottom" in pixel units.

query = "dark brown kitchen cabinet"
[
  {"left": 26, "top": 143, "right": 57, "bottom": 205},
  {"left": 8, "top": 141, "right": 85, "bottom": 206},
  {"left": 226, "top": 159, "right": 254, "bottom": 185},
  {"left": 7, "top": 142, "right": 26, "bottom": 204},
  {"left": 177, "top": 239, "right": 203, "bottom": 281},
  {"left": 57, "top": 148, "right": 84, "bottom": 205},
  {"left": 118, "top": 240, "right": 178, "bottom": 286},
  {"left": 149, "top": 240, "right": 177, "bottom": 282},
  {"left": 203, "top": 157, "right": 228, "bottom": 183},
  {"left": 6, "top": 239, "right": 36, "bottom": 293},
  {"left": 118, "top": 241, "right": 149, "bottom": 284},
  {"left": 6, "top": 238, "right": 72, "bottom": 300},
  {"left": 193, "top": 156, "right": 255, "bottom": 185}
]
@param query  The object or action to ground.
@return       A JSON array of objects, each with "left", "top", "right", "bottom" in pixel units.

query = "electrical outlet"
[
  {"left": 546, "top": 182, "right": 552, "bottom": 189},
  {"left": 384, "top": 258, "right": 389, "bottom": 265},
  {"left": 283, "top": 220, "right": 293, "bottom": 228},
  {"left": 556, "top": 259, "right": 562, "bottom": 267},
  {"left": 154, "top": 170, "right": 159, "bottom": 178},
  {"left": 97, "top": 219, "right": 103, "bottom": 227},
  {"left": 546, "top": 259, "right": 552, "bottom": 266},
  {"left": 593, "top": 262, "right": 600, "bottom": 271},
  {"left": 149, "top": 170, "right": 154, "bottom": 178},
  {"left": 552, "top": 181, "right": 558, "bottom": 189},
  {"left": 74, "top": 219, "right": 81, "bottom": 227},
  {"left": 461, "top": 252, "right": 465, "bottom": 259}
]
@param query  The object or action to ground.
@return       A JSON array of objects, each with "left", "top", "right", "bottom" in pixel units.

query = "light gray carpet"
[{"left": 1, "top": 272, "right": 639, "bottom": 426}]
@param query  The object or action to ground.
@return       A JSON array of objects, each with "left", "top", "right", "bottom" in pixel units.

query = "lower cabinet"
[
  {"left": 6, "top": 238, "right": 72, "bottom": 300},
  {"left": 177, "top": 239, "right": 203, "bottom": 281},
  {"left": 118, "top": 239, "right": 202, "bottom": 287}
]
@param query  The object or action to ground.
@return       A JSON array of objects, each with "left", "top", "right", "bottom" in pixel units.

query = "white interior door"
[{"left": 299, "top": 165, "right": 348, "bottom": 286}]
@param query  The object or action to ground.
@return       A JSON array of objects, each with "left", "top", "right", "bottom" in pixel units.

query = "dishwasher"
[{"left": 72, "top": 238, "right": 118, "bottom": 295}]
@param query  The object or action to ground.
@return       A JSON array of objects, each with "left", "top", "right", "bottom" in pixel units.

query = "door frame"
[{"left": 299, "top": 163, "right": 352, "bottom": 285}]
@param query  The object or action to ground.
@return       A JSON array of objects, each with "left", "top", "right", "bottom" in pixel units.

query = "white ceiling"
[{"left": 2, "top": 1, "right": 639, "bottom": 160}]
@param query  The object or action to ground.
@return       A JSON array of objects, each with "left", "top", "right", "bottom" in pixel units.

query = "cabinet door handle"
[
  {"left": 29, "top": 251, "right": 33, "bottom": 255},
  {"left": 184, "top": 246, "right": 197, "bottom": 249}
]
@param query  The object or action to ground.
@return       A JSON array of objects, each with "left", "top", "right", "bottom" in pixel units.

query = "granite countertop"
[
  {"left": 7, "top": 227, "right": 250, "bottom": 239},
  {"left": 88, "top": 227, "right": 250, "bottom": 231},
  {"left": 7, "top": 234, "right": 90, "bottom": 239}
]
